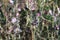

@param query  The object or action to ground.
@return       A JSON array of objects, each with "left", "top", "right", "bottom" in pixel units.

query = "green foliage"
[
  {"left": 0, "top": 9, "right": 6, "bottom": 25},
  {"left": 42, "top": 14, "right": 53, "bottom": 21}
]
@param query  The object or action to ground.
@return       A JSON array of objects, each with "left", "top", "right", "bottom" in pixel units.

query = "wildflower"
[
  {"left": 31, "top": 6, "right": 35, "bottom": 10},
  {"left": 49, "top": 9, "right": 52, "bottom": 15},
  {"left": 16, "top": 12, "right": 19, "bottom": 17},
  {"left": 14, "top": 27, "right": 22, "bottom": 33},
  {"left": 9, "top": 0, "right": 14, "bottom": 4},
  {"left": 57, "top": 7, "right": 60, "bottom": 13},
  {"left": 28, "top": 0, "right": 36, "bottom": 10},
  {"left": 55, "top": 25, "right": 59, "bottom": 30},
  {"left": 18, "top": 8, "right": 21, "bottom": 11},
  {"left": 57, "top": 27, "right": 59, "bottom": 30},
  {"left": 59, "top": 25, "right": 60, "bottom": 28},
  {"left": 11, "top": 17, "right": 17, "bottom": 23},
  {"left": 36, "top": 13, "right": 40, "bottom": 16}
]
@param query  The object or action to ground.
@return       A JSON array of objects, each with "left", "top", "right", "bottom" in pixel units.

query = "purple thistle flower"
[
  {"left": 55, "top": 25, "right": 59, "bottom": 30},
  {"left": 18, "top": 8, "right": 21, "bottom": 11},
  {"left": 16, "top": 12, "right": 19, "bottom": 17},
  {"left": 36, "top": 13, "right": 41, "bottom": 16}
]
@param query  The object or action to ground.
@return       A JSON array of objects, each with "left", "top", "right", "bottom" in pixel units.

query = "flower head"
[
  {"left": 16, "top": 13, "right": 19, "bottom": 17},
  {"left": 9, "top": 0, "right": 14, "bottom": 4},
  {"left": 49, "top": 9, "right": 52, "bottom": 15},
  {"left": 36, "top": 13, "right": 40, "bottom": 16},
  {"left": 57, "top": 7, "right": 60, "bottom": 13},
  {"left": 18, "top": 8, "right": 21, "bottom": 11},
  {"left": 14, "top": 27, "right": 22, "bottom": 33},
  {"left": 11, "top": 17, "right": 17, "bottom": 23}
]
